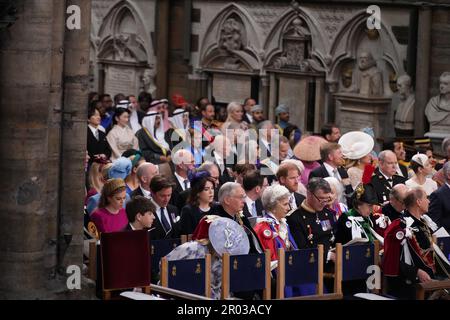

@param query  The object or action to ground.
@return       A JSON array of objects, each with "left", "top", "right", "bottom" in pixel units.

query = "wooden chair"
[
  {"left": 221, "top": 249, "right": 271, "bottom": 300},
  {"left": 333, "top": 241, "right": 381, "bottom": 296},
  {"left": 276, "top": 245, "right": 324, "bottom": 299},
  {"left": 87, "top": 221, "right": 99, "bottom": 240},
  {"left": 150, "top": 238, "right": 182, "bottom": 276},
  {"left": 160, "top": 254, "right": 212, "bottom": 298},
  {"left": 436, "top": 236, "right": 450, "bottom": 261},
  {"left": 100, "top": 230, "right": 151, "bottom": 300}
]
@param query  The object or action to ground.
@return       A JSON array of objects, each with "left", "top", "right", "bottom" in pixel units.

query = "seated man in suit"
[
  {"left": 124, "top": 195, "right": 156, "bottom": 231},
  {"left": 382, "top": 183, "right": 408, "bottom": 221},
  {"left": 205, "top": 135, "right": 235, "bottom": 185},
  {"left": 428, "top": 161, "right": 450, "bottom": 233},
  {"left": 382, "top": 138, "right": 409, "bottom": 179},
  {"left": 215, "top": 182, "right": 263, "bottom": 254},
  {"left": 130, "top": 162, "right": 158, "bottom": 199},
  {"left": 309, "top": 142, "right": 353, "bottom": 206},
  {"left": 149, "top": 175, "right": 180, "bottom": 240},
  {"left": 371, "top": 150, "right": 407, "bottom": 205},
  {"left": 169, "top": 149, "right": 195, "bottom": 208},
  {"left": 242, "top": 170, "right": 265, "bottom": 218},
  {"left": 277, "top": 162, "right": 306, "bottom": 210}
]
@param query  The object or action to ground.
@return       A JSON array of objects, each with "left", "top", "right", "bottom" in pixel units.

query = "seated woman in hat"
[
  {"left": 90, "top": 178, "right": 128, "bottom": 233},
  {"left": 339, "top": 131, "right": 375, "bottom": 190},
  {"left": 334, "top": 165, "right": 389, "bottom": 247},
  {"left": 163, "top": 216, "right": 250, "bottom": 299},
  {"left": 293, "top": 135, "right": 327, "bottom": 186},
  {"left": 136, "top": 111, "right": 172, "bottom": 164},
  {"left": 406, "top": 153, "right": 438, "bottom": 196}
]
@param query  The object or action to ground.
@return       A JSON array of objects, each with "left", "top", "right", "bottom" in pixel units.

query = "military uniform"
[
  {"left": 370, "top": 168, "right": 407, "bottom": 204},
  {"left": 286, "top": 201, "right": 334, "bottom": 255},
  {"left": 383, "top": 212, "right": 450, "bottom": 299}
]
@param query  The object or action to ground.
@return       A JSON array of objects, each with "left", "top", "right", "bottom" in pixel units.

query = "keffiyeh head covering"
[{"left": 142, "top": 111, "right": 170, "bottom": 151}]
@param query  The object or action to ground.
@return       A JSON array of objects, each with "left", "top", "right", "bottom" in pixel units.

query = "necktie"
[
  {"left": 160, "top": 207, "right": 171, "bottom": 233},
  {"left": 183, "top": 179, "right": 189, "bottom": 190},
  {"left": 252, "top": 201, "right": 257, "bottom": 217},
  {"left": 94, "top": 129, "right": 99, "bottom": 140},
  {"left": 333, "top": 169, "right": 340, "bottom": 181}
]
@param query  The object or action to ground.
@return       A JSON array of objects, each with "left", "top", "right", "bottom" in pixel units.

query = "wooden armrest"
[
  {"left": 323, "top": 272, "right": 335, "bottom": 279},
  {"left": 280, "top": 293, "right": 343, "bottom": 300},
  {"left": 416, "top": 279, "right": 450, "bottom": 300},
  {"left": 149, "top": 284, "right": 213, "bottom": 300}
]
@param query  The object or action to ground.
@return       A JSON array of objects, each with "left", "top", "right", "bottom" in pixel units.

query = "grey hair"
[
  {"left": 324, "top": 177, "right": 344, "bottom": 200},
  {"left": 261, "top": 185, "right": 290, "bottom": 212},
  {"left": 440, "top": 71, "right": 450, "bottom": 79},
  {"left": 198, "top": 161, "right": 219, "bottom": 174},
  {"left": 378, "top": 150, "right": 395, "bottom": 163},
  {"left": 307, "top": 177, "right": 331, "bottom": 194},
  {"left": 218, "top": 182, "right": 241, "bottom": 204},
  {"left": 444, "top": 162, "right": 450, "bottom": 182},
  {"left": 257, "top": 120, "right": 273, "bottom": 130},
  {"left": 442, "top": 137, "right": 450, "bottom": 153},
  {"left": 136, "top": 162, "right": 157, "bottom": 180},
  {"left": 389, "top": 183, "right": 408, "bottom": 201}
]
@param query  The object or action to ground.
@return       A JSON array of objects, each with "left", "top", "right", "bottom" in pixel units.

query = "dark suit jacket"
[
  {"left": 293, "top": 192, "right": 306, "bottom": 208},
  {"left": 149, "top": 204, "right": 180, "bottom": 240},
  {"left": 130, "top": 186, "right": 145, "bottom": 198},
  {"left": 169, "top": 173, "right": 185, "bottom": 208},
  {"left": 370, "top": 168, "right": 407, "bottom": 205},
  {"left": 428, "top": 184, "right": 450, "bottom": 232},
  {"left": 308, "top": 164, "right": 353, "bottom": 200},
  {"left": 399, "top": 164, "right": 408, "bottom": 179},
  {"left": 87, "top": 128, "right": 111, "bottom": 162},
  {"left": 242, "top": 198, "right": 264, "bottom": 218},
  {"left": 382, "top": 203, "right": 403, "bottom": 222},
  {"left": 136, "top": 128, "right": 172, "bottom": 164}
]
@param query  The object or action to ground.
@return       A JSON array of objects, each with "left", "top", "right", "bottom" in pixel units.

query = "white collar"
[
  {"left": 446, "top": 182, "right": 450, "bottom": 189},
  {"left": 129, "top": 223, "right": 136, "bottom": 231},
  {"left": 245, "top": 196, "right": 255, "bottom": 211},
  {"left": 88, "top": 124, "right": 99, "bottom": 137},
  {"left": 140, "top": 186, "right": 151, "bottom": 199},
  {"left": 379, "top": 169, "right": 393, "bottom": 181},
  {"left": 174, "top": 172, "right": 189, "bottom": 190},
  {"left": 324, "top": 162, "right": 338, "bottom": 176}
]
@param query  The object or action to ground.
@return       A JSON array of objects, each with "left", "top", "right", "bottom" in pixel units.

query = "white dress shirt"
[
  {"left": 324, "top": 162, "right": 342, "bottom": 181},
  {"left": 245, "top": 196, "right": 257, "bottom": 217},
  {"left": 174, "top": 172, "right": 190, "bottom": 191},
  {"left": 140, "top": 186, "right": 152, "bottom": 199},
  {"left": 88, "top": 124, "right": 100, "bottom": 140},
  {"left": 152, "top": 199, "right": 172, "bottom": 229}
]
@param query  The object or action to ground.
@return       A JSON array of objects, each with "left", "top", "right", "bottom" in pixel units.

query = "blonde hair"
[{"left": 98, "top": 178, "right": 126, "bottom": 208}]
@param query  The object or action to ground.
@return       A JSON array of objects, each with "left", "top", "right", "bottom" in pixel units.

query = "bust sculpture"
[
  {"left": 394, "top": 74, "right": 415, "bottom": 136},
  {"left": 140, "top": 68, "right": 156, "bottom": 96},
  {"left": 345, "top": 51, "right": 383, "bottom": 97},
  {"left": 425, "top": 72, "right": 450, "bottom": 133}
]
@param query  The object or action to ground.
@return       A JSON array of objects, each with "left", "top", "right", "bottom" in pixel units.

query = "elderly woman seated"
[{"left": 254, "top": 185, "right": 298, "bottom": 261}]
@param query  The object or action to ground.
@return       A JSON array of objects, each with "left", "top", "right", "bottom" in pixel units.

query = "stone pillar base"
[{"left": 334, "top": 93, "right": 392, "bottom": 150}]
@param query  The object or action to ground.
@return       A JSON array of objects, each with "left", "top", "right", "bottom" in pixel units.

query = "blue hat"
[
  {"left": 275, "top": 104, "right": 289, "bottom": 116},
  {"left": 108, "top": 157, "right": 132, "bottom": 179},
  {"left": 208, "top": 217, "right": 250, "bottom": 255}
]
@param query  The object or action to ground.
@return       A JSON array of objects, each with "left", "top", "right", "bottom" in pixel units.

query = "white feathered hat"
[{"left": 338, "top": 131, "right": 374, "bottom": 160}]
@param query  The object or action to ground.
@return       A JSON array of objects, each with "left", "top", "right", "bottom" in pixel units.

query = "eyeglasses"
[
  {"left": 312, "top": 192, "right": 332, "bottom": 205},
  {"left": 232, "top": 194, "right": 246, "bottom": 200}
]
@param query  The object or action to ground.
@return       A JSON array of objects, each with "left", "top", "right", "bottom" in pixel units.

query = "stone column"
[
  {"left": 260, "top": 75, "right": 270, "bottom": 116},
  {"left": 269, "top": 73, "right": 277, "bottom": 122},
  {"left": 415, "top": 6, "right": 431, "bottom": 136},
  {"left": 156, "top": 0, "right": 169, "bottom": 98},
  {"left": 58, "top": 0, "right": 91, "bottom": 283},
  {"left": 0, "top": 0, "right": 55, "bottom": 299}
]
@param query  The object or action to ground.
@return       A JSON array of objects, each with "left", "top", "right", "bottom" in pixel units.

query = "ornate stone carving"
[
  {"left": 343, "top": 51, "right": 384, "bottom": 97},
  {"left": 425, "top": 72, "right": 450, "bottom": 133},
  {"left": 219, "top": 17, "right": 244, "bottom": 52},
  {"left": 394, "top": 74, "right": 415, "bottom": 135},
  {"left": 240, "top": 2, "right": 285, "bottom": 36},
  {"left": 270, "top": 17, "right": 312, "bottom": 71}
]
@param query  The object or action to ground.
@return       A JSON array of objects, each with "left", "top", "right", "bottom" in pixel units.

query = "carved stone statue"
[
  {"left": 346, "top": 51, "right": 383, "bottom": 97},
  {"left": 425, "top": 71, "right": 450, "bottom": 133},
  {"left": 140, "top": 68, "right": 156, "bottom": 96},
  {"left": 394, "top": 74, "right": 415, "bottom": 136},
  {"left": 219, "top": 18, "right": 243, "bottom": 52}
]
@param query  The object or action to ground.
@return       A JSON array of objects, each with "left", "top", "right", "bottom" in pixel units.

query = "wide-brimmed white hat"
[{"left": 338, "top": 131, "right": 374, "bottom": 160}]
